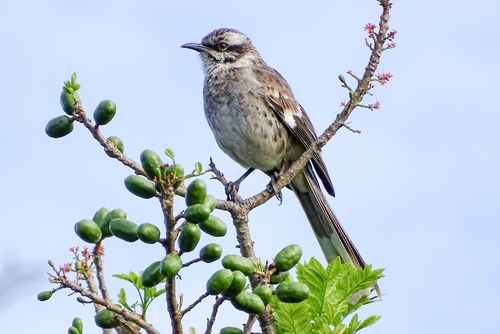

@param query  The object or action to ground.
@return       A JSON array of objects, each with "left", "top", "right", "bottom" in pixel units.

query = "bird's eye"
[{"left": 218, "top": 42, "right": 228, "bottom": 50}]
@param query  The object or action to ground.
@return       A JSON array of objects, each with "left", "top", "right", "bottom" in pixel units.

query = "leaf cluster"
[{"left": 271, "top": 258, "right": 383, "bottom": 334}]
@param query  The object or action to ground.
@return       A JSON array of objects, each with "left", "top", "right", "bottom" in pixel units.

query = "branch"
[{"left": 55, "top": 274, "right": 160, "bottom": 334}]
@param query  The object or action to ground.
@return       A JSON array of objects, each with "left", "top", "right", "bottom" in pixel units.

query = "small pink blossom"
[
  {"left": 60, "top": 262, "right": 72, "bottom": 273},
  {"left": 364, "top": 23, "right": 377, "bottom": 37},
  {"left": 376, "top": 72, "right": 393, "bottom": 85}
]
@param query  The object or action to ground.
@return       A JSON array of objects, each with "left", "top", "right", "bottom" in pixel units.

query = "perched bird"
[{"left": 182, "top": 28, "right": 379, "bottom": 297}]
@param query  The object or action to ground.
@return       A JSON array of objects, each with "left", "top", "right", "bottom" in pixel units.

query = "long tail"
[{"left": 291, "top": 166, "right": 382, "bottom": 298}]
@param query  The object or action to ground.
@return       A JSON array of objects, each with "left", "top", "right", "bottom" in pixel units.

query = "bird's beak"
[{"left": 181, "top": 43, "right": 210, "bottom": 53}]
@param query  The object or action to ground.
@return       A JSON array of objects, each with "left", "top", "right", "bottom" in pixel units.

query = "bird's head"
[{"left": 182, "top": 28, "right": 261, "bottom": 71}]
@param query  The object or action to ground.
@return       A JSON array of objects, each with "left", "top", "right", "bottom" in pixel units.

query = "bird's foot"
[
  {"left": 224, "top": 168, "right": 255, "bottom": 202},
  {"left": 266, "top": 172, "right": 283, "bottom": 205}
]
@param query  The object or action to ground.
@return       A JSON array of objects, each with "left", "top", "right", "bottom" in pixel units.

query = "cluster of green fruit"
[
  {"left": 141, "top": 177, "right": 227, "bottom": 287},
  {"left": 206, "top": 244, "right": 310, "bottom": 320},
  {"left": 67, "top": 317, "right": 83, "bottom": 334},
  {"left": 74, "top": 207, "right": 159, "bottom": 244},
  {"left": 45, "top": 74, "right": 117, "bottom": 138}
]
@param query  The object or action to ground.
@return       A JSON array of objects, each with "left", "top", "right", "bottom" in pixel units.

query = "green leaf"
[
  {"left": 273, "top": 298, "right": 313, "bottom": 333},
  {"left": 117, "top": 288, "right": 134, "bottom": 312},
  {"left": 164, "top": 148, "right": 175, "bottom": 161},
  {"left": 357, "top": 315, "right": 381, "bottom": 332},
  {"left": 113, "top": 273, "right": 134, "bottom": 284},
  {"left": 195, "top": 162, "right": 202, "bottom": 175},
  {"left": 153, "top": 288, "right": 166, "bottom": 298},
  {"left": 188, "top": 327, "right": 196, "bottom": 334}
]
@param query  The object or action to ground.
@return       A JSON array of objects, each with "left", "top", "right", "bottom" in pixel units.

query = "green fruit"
[
  {"left": 92, "top": 207, "right": 110, "bottom": 226},
  {"left": 178, "top": 222, "right": 201, "bottom": 253},
  {"left": 74, "top": 219, "right": 102, "bottom": 243},
  {"left": 107, "top": 136, "right": 124, "bottom": 155},
  {"left": 163, "top": 163, "right": 184, "bottom": 189},
  {"left": 72, "top": 317, "right": 83, "bottom": 334},
  {"left": 93, "top": 100, "right": 116, "bottom": 125},
  {"left": 45, "top": 115, "right": 74, "bottom": 138},
  {"left": 203, "top": 194, "right": 217, "bottom": 212},
  {"left": 137, "top": 223, "right": 160, "bottom": 244},
  {"left": 252, "top": 285, "right": 272, "bottom": 305},
  {"left": 270, "top": 271, "right": 290, "bottom": 284},
  {"left": 274, "top": 244, "right": 303, "bottom": 272},
  {"left": 99, "top": 209, "right": 127, "bottom": 238},
  {"left": 94, "top": 309, "right": 119, "bottom": 329},
  {"left": 68, "top": 326, "right": 79, "bottom": 334},
  {"left": 222, "top": 255, "right": 254, "bottom": 276},
  {"left": 141, "top": 261, "right": 165, "bottom": 287},
  {"left": 60, "top": 90, "right": 81, "bottom": 115},
  {"left": 199, "top": 243, "right": 223, "bottom": 263},
  {"left": 160, "top": 253, "right": 182, "bottom": 277},
  {"left": 120, "top": 322, "right": 141, "bottom": 334},
  {"left": 275, "top": 281, "right": 310, "bottom": 303},
  {"left": 124, "top": 175, "right": 156, "bottom": 199},
  {"left": 185, "top": 179, "right": 207, "bottom": 206},
  {"left": 206, "top": 269, "right": 233, "bottom": 295},
  {"left": 140, "top": 149, "right": 163, "bottom": 180},
  {"left": 109, "top": 218, "right": 138, "bottom": 242},
  {"left": 222, "top": 270, "right": 246, "bottom": 298},
  {"left": 198, "top": 215, "right": 227, "bottom": 237},
  {"left": 184, "top": 204, "right": 211, "bottom": 223},
  {"left": 37, "top": 291, "right": 52, "bottom": 301},
  {"left": 220, "top": 327, "right": 244, "bottom": 334},
  {"left": 231, "top": 291, "right": 265, "bottom": 314}
]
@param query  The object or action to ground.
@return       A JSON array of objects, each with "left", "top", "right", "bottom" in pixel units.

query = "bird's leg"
[
  {"left": 225, "top": 167, "right": 255, "bottom": 200},
  {"left": 266, "top": 164, "right": 286, "bottom": 204}
]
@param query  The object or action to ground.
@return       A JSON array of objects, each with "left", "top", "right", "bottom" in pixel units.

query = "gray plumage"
[{"left": 182, "top": 28, "right": 379, "bottom": 297}]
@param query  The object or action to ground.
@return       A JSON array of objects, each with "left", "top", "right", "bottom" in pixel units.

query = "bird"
[{"left": 182, "top": 28, "right": 380, "bottom": 297}]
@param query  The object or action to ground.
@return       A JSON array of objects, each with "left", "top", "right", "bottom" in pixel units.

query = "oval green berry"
[
  {"left": 141, "top": 261, "right": 165, "bottom": 288},
  {"left": 275, "top": 281, "right": 310, "bottom": 303},
  {"left": 160, "top": 253, "right": 182, "bottom": 277},
  {"left": 222, "top": 255, "right": 255, "bottom": 276},
  {"left": 178, "top": 222, "right": 201, "bottom": 253},
  {"left": 252, "top": 285, "right": 273, "bottom": 305},
  {"left": 274, "top": 244, "right": 303, "bottom": 272},
  {"left": 137, "top": 223, "right": 160, "bottom": 244},
  {"left": 94, "top": 309, "right": 119, "bottom": 329},
  {"left": 140, "top": 149, "right": 163, "bottom": 180},
  {"left": 231, "top": 291, "right": 265, "bottom": 314},
  {"left": 184, "top": 204, "right": 211, "bottom": 223},
  {"left": 93, "top": 100, "right": 116, "bottom": 125},
  {"left": 124, "top": 175, "right": 156, "bottom": 199},
  {"left": 37, "top": 291, "right": 52, "bottom": 301},
  {"left": 198, "top": 215, "right": 227, "bottom": 237},
  {"left": 45, "top": 115, "right": 74, "bottom": 138},
  {"left": 98, "top": 209, "right": 127, "bottom": 238},
  {"left": 185, "top": 179, "right": 207, "bottom": 206},
  {"left": 206, "top": 269, "right": 233, "bottom": 295},
  {"left": 109, "top": 218, "right": 138, "bottom": 242},
  {"left": 74, "top": 219, "right": 102, "bottom": 243},
  {"left": 199, "top": 243, "right": 223, "bottom": 263}
]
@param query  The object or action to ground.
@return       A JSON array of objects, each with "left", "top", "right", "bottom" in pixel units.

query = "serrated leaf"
[
  {"left": 274, "top": 300, "right": 313, "bottom": 333},
  {"left": 117, "top": 288, "right": 134, "bottom": 312}
]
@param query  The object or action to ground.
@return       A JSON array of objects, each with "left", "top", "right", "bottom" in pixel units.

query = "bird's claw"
[{"left": 266, "top": 173, "right": 283, "bottom": 205}]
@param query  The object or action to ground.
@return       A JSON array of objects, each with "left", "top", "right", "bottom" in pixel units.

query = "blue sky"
[{"left": 1, "top": 1, "right": 499, "bottom": 333}]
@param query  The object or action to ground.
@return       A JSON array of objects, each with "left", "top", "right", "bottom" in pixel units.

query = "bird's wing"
[{"left": 262, "top": 68, "right": 335, "bottom": 196}]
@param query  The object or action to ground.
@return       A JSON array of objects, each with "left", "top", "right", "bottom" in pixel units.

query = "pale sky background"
[{"left": 1, "top": 1, "right": 499, "bottom": 333}]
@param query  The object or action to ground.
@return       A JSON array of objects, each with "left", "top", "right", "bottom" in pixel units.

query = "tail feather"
[{"left": 291, "top": 166, "right": 382, "bottom": 298}]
